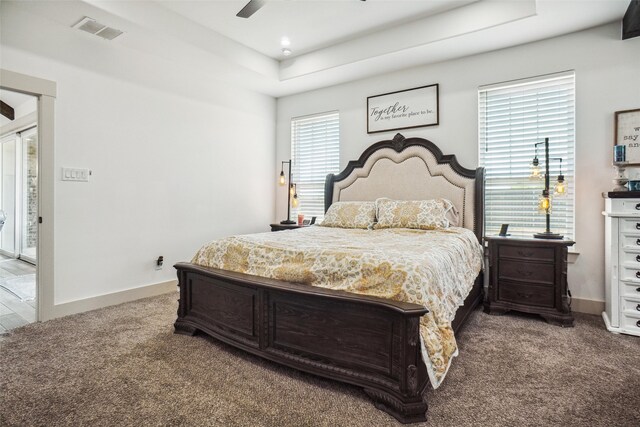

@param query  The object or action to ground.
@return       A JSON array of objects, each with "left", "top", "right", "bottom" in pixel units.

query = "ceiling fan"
[
  {"left": 236, "top": 0, "right": 366, "bottom": 19},
  {"left": 236, "top": 0, "right": 265, "bottom": 18}
]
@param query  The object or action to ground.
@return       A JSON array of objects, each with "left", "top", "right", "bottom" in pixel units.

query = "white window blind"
[
  {"left": 479, "top": 71, "right": 575, "bottom": 239},
  {"left": 291, "top": 111, "right": 340, "bottom": 220}
]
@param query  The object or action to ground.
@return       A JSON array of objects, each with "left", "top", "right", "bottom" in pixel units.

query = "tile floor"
[{"left": 0, "top": 254, "right": 36, "bottom": 332}]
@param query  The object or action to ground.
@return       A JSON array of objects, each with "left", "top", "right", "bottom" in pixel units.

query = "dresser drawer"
[
  {"left": 621, "top": 219, "right": 640, "bottom": 233},
  {"left": 620, "top": 266, "right": 640, "bottom": 282},
  {"left": 498, "top": 281, "right": 554, "bottom": 308},
  {"left": 620, "top": 314, "right": 640, "bottom": 335},
  {"left": 621, "top": 282, "right": 640, "bottom": 298},
  {"left": 610, "top": 199, "right": 640, "bottom": 213},
  {"left": 620, "top": 250, "right": 640, "bottom": 267},
  {"left": 498, "top": 245, "right": 554, "bottom": 261},
  {"left": 498, "top": 259, "right": 555, "bottom": 285},
  {"left": 620, "top": 233, "right": 640, "bottom": 250},
  {"left": 621, "top": 297, "right": 640, "bottom": 314}
]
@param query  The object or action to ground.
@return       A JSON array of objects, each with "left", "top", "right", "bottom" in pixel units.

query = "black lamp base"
[
  {"left": 534, "top": 231, "right": 564, "bottom": 240},
  {"left": 280, "top": 220, "right": 296, "bottom": 225}
]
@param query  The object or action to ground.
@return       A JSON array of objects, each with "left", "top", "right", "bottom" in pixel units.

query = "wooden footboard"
[{"left": 174, "top": 262, "right": 432, "bottom": 423}]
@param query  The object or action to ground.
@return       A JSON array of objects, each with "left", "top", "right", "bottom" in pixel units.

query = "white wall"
[
  {"left": 1, "top": 4, "right": 276, "bottom": 306},
  {"left": 276, "top": 23, "right": 640, "bottom": 304}
]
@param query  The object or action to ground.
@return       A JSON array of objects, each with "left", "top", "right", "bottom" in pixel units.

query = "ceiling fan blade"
[
  {"left": 236, "top": 0, "right": 266, "bottom": 18},
  {"left": 0, "top": 100, "right": 15, "bottom": 121}
]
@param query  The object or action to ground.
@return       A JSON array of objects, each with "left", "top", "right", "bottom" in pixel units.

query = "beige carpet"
[{"left": 1, "top": 292, "right": 638, "bottom": 427}]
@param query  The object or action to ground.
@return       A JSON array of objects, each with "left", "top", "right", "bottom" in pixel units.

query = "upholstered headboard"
[{"left": 324, "top": 133, "right": 485, "bottom": 242}]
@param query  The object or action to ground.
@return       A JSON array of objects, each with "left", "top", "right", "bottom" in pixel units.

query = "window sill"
[{"left": 568, "top": 250, "right": 579, "bottom": 264}]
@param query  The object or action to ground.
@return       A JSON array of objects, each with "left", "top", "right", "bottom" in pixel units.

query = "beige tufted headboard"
[{"left": 324, "top": 133, "right": 485, "bottom": 242}]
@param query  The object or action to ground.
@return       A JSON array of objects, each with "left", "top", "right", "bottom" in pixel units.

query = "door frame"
[{"left": 0, "top": 69, "right": 56, "bottom": 321}]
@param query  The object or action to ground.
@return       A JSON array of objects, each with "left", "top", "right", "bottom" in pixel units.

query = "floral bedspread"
[{"left": 191, "top": 226, "right": 483, "bottom": 388}]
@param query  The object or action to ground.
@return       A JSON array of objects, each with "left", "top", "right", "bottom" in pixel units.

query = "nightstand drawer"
[
  {"left": 498, "top": 245, "right": 554, "bottom": 261},
  {"left": 498, "top": 259, "right": 555, "bottom": 285},
  {"left": 498, "top": 281, "right": 554, "bottom": 308}
]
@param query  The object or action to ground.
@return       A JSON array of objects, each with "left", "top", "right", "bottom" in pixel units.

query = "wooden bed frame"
[{"left": 174, "top": 134, "right": 485, "bottom": 423}]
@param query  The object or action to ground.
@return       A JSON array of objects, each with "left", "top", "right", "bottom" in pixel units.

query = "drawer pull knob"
[
  {"left": 636, "top": 203, "right": 640, "bottom": 210},
  {"left": 636, "top": 255, "right": 640, "bottom": 262},
  {"left": 637, "top": 320, "right": 640, "bottom": 328},
  {"left": 636, "top": 287, "right": 640, "bottom": 292},
  {"left": 517, "top": 292, "right": 532, "bottom": 299},
  {"left": 636, "top": 272, "right": 640, "bottom": 279},
  {"left": 517, "top": 269, "right": 534, "bottom": 278},
  {"left": 637, "top": 304, "right": 640, "bottom": 312},
  {"left": 636, "top": 238, "right": 640, "bottom": 246},
  {"left": 636, "top": 223, "right": 640, "bottom": 230}
]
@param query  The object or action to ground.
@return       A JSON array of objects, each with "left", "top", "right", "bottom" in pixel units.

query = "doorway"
[
  {"left": 0, "top": 89, "right": 38, "bottom": 330},
  {"left": 1, "top": 69, "right": 56, "bottom": 323}
]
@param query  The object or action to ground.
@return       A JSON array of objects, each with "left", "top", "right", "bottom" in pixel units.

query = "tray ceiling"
[{"left": 2, "top": 0, "right": 631, "bottom": 97}]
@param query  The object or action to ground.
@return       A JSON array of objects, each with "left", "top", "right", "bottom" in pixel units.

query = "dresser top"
[{"left": 603, "top": 191, "right": 640, "bottom": 199}]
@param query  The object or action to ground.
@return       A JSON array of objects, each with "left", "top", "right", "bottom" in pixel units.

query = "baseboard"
[
  {"left": 47, "top": 279, "right": 603, "bottom": 319},
  {"left": 572, "top": 297, "right": 604, "bottom": 315},
  {"left": 52, "top": 280, "right": 178, "bottom": 319}
]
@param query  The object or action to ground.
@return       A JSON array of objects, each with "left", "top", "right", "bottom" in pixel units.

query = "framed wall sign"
[
  {"left": 367, "top": 84, "right": 439, "bottom": 134},
  {"left": 615, "top": 108, "right": 640, "bottom": 164}
]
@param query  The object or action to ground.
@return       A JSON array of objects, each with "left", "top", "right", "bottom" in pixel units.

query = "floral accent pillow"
[
  {"left": 374, "top": 198, "right": 457, "bottom": 230},
  {"left": 320, "top": 201, "right": 376, "bottom": 229}
]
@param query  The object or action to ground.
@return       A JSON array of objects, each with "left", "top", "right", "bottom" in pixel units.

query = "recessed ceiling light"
[
  {"left": 282, "top": 48, "right": 292, "bottom": 56},
  {"left": 281, "top": 37, "right": 290, "bottom": 47}
]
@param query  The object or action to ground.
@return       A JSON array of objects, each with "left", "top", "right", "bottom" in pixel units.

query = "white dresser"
[{"left": 603, "top": 195, "right": 640, "bottom": 336}]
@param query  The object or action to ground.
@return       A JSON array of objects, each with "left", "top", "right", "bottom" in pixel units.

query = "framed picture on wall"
[
  {"left": 367, "top": 84, "right": 439, "bottom": 134},
  {"left": 615, "top": 108, "right": 640, "bottom": 164}
]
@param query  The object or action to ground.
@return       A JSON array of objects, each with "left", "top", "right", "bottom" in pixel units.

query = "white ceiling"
[
  {"left": 159, "top": 0, "right": 477, "bottom": 59},
  {"left": 3, "top": 0, "right": 631, "bottom": 97}
]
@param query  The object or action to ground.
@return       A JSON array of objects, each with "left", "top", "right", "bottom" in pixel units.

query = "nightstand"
[
  {"left": 270, "top": 223, "right": 308, "bottom": 232},
  {"left": 484, "top": 236, "right": 575, "bottom": 327}
]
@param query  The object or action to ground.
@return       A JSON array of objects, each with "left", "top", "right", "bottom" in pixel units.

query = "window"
[
  {"left": 479, "top": 71, "right": 575, "bottom": 239},
  {"left": 291, "top": 111, "right": 340, "bottom": 220}
]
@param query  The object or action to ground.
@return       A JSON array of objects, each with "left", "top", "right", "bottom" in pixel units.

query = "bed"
[{"left": 174, "top": 133, "right": 485, "bottom": 423}]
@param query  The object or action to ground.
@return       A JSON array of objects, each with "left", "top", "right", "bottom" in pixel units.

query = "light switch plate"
[{"left": 62, "top": 168, "right": 90, "bottom": 182}]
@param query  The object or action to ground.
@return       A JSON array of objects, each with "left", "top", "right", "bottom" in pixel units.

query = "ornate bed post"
[
  {"left": 364, "top": 316, "right": 428, "bottom": 423},
  {"left": 174, "top": 267, "right": 198, "bottom": 336}
]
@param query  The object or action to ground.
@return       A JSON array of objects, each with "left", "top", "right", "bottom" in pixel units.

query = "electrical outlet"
[{"left": 155, "top": 256, "right": 164, "bottom": 270}]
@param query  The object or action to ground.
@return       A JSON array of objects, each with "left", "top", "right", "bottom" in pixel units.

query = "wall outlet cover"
[{"left": 62, "top": 168, "right": 90, "bottom": 182}]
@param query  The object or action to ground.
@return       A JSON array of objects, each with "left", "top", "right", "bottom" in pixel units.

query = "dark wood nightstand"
[
  {"left": 270, "top": 223, "right": 308, "bottom": 232},
  {"left": 484, "top": 236, "right": 575, "bottom": 327}
]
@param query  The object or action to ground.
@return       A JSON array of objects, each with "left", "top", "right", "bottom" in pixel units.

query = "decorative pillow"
[
  {"left": 374, "top": 198, "right": 457, "bottom": 230},
  {"left": 320, "top": 201, "right": 376, "bottom": 229}
]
